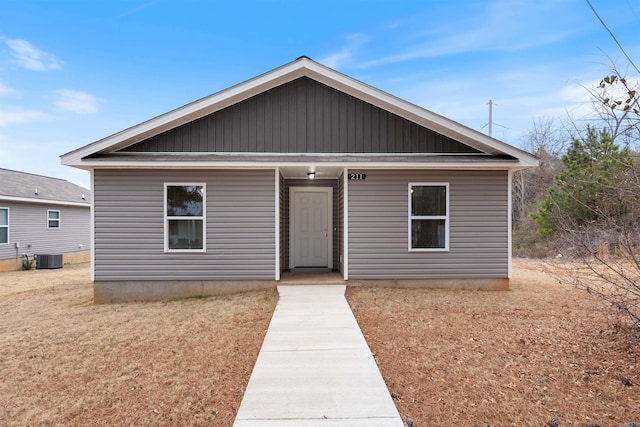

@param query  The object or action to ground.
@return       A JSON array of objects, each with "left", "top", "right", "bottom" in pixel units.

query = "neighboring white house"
[
  {"left": 0, "top": 168, "right": 91, "bottom": 271},
  {"left": 61, "top": 57, "right": 538, "bottom": 303}
]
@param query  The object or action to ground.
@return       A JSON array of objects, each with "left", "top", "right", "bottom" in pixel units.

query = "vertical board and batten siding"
[
  {"left": 0, "top": 201, "right": 90, "bottom": 260},
  {"left": 283, "top": 179, "right": 339, "bottom": 270},
  {"left": 120, "top": 77, "right": 481, "bottom": 155},
  {"left": 347, "top": 170, "right": 509, "bottom": 279},
  {"left": 93, "top": 169, "right": 275, "bottom": 281}
]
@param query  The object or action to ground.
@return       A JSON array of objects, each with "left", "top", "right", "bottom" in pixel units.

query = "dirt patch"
[
  {"left": 0, "top": 263, "right": 278, "bottom": 426},
  {"left": 347, "top": 259, "right": 640, "bottom": 426}
]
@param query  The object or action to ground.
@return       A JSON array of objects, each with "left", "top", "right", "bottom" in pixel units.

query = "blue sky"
[{"left": 1, "top": 0, "right": 638, "bottom": 189}]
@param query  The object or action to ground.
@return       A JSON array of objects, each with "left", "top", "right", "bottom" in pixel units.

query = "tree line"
[{"left": 512, "top": 66, "right": 640, "bottom": 331}]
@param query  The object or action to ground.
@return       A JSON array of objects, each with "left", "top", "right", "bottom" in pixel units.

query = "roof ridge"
[{"left": 0, "top": 167, "right": 69, "bottom": 183}]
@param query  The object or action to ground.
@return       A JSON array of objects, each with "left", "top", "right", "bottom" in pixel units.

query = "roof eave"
[
  {"left": 0, "top": 195, "right": 90, "bottom": 207},
  {"left": 66, "top": 157, "right": 538, "bottom": 171}
]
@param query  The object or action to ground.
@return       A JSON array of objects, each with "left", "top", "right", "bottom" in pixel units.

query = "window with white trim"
[
  {"left": 165, "top": 184, "right": 205, "bottom": 252},
  {"left": 47, "top": 210, "right": 60, "bottom": 229},
  {"left": 0, "top": 208, "right": 8, "bottom": 244},
  {"left": 409, "top": 183, "right": 449, "bottom": 251}
]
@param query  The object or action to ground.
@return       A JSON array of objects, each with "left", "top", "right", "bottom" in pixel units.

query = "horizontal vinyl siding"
[
  {"left": 347, "top": 170, "right": 508, "bottom": 279},
  {"left": 0, "top": 202, "right": 90, "bottom": 260},
  {"left": 93, "top": 169, "right": 275, "bottom": 281},
  {"left": 121, "top": 77, "right": 480, "bottom": 155}
]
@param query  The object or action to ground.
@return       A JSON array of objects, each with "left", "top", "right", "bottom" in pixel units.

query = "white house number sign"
[{"left": 347, "top": 173, "right": 366, "bottom": 180}]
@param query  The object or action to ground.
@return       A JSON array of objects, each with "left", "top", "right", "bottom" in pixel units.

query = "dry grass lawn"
[
  {"left": 1, "top": 260, "right": 639, "bottom": 426},
  {"left": 0, "top": 263, "right": 277, "bottom": 426},
  {"left": 347, "top": 259, "right": 640, "bottom": 427}
]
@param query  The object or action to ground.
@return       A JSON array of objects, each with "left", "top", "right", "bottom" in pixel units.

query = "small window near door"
[
  {"left": 409, "top": 183, "right": 449, "bottom": 251},
  {"left": 165, "top": 184, "right": 205, "bottom": 252},
  {"left": 47, "top": 210, "right": 60, "bottom": 229},
  {"left": 0, "top": 208, "right": 8, "bottom": 243}
]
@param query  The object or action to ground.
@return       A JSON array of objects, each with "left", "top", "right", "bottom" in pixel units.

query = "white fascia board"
[
  {"left": 70, "top": 158, "right": 534, "bottom": 171},
  {"left": 0, "top": 195, "right": 90, "bottom": 207},
  {"left": 70, "top": 156, "right": 538, "bottom": 171}
]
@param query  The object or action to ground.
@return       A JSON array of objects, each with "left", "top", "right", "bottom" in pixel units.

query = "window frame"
[
  {"left": 0, "top": 207, "right": 8, "bottom": 244},
  {"left": 47, "top": 209, "right": 61, "bottom": 229},
  {"left": 408, "top": 182, "right": 450, "bottom": 252},
  {"left": 164, "top": 183, "right": 206, "bottom": 253}
]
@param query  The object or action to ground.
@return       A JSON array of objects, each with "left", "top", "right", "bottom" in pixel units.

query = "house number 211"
[{"left": 347, "top": 173, "right": 366, "bottom": 180}]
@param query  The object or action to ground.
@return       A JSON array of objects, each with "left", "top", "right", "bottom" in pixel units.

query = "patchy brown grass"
[
  {"left": 3, "top": 260, "right": 640, "bottom": 426},
  {"left": 347, "top": 259, "right": 640, "bottom": 427},
  {"left": 0, "top": 263, "right": 278, "bottom": 427}
]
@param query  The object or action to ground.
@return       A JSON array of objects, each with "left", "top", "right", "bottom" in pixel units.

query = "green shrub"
[{"left": 21, "top": 255, "right": 34, "bottom": 271}]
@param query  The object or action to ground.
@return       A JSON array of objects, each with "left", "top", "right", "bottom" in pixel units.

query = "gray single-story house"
[
  {"left": 0, "top": 168, "right": 91, "bottom": 271},
  {"left": 61, "top": 57, "right": 538, "bottom": 303}
]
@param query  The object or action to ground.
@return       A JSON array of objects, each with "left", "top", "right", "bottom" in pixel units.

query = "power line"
[{"left": 585, "top": 0, "right": 640, "bottom": 75}]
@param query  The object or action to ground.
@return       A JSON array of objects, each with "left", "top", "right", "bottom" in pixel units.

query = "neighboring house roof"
[
  {"left": 0, "top": 168, "right": 90, "bottom": 207},
  {"left": 61, "top": 56, "right": 538, "bottom": 170}
]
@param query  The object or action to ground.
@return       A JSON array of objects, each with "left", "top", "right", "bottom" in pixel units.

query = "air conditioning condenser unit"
[{"left": 36, "top": 254, "right": 63, "bottom": 269}]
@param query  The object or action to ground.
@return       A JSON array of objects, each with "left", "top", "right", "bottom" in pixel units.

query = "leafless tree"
[
  {"left": 552, "top": 159, "right": 640, "bottom": 331},
  {"left": 513, "top": 117, "right": 565, "bottom": 225},
  {"left": 582, "top": 62, "right": 640, "bottom": 147},
  {"left": 546, "top": 61, "right": 640, "bottom": 333}
]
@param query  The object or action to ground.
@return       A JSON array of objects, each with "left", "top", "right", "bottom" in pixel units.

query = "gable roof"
[
  {"left": 61, "top": 56, "right": 538, "bottom": 169},
  {"left": 0, "top": 168, "right": 90, "bottom": 207}
]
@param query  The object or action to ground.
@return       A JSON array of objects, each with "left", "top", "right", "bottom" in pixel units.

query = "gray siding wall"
[
  {"left": 347, "top": 170, "right": 509, "bottom": 279},
  {"left": 283, "top": 179, "right": 339, "bottom": 270},
  {"left": 121, "top": 77, "right": 480, "bottom": 155},
  {"left": 93, "top": 169, "right": 275, "bottom": 281},
  {"left": 0, "top": 201, "right": 90, "bottom": 260}
]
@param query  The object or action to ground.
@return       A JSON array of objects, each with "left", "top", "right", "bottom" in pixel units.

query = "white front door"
[{"left": 290, "top": 187, "right": 332, "bottom": 269}]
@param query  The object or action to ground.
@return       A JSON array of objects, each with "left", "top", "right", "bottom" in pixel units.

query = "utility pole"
[
  {"left": 488, "top": 99, "right": 493, "bottom": 137},
  {"left": 482, "top": 99, "right": 504, "bottom": 138}
]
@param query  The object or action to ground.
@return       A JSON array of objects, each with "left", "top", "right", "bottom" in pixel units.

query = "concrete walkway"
[{"left": 233, "top": 285, "right": 404, "bottom": 426}]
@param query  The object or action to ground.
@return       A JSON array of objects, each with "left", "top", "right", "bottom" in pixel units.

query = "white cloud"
[
  {"left": 53, "top": 90, "right": 103, "bottom": 114},
  {"left": 0, "top": 108, "right": 49, "bottom": 126},
  {"left": 0, "top": 82, "right": 17, "bottom": 97},
  {"left": 5, "top": 38, "right": 63, "bottom": 71},
  {"left": 318, "top": 33, "right": 370, "bottom": 69},
  {"left": 358, "top": 0, "right": 580, "bottom": 68},
  {"left": 393, "top": 59, "right": 605, "bottom": 146}
]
